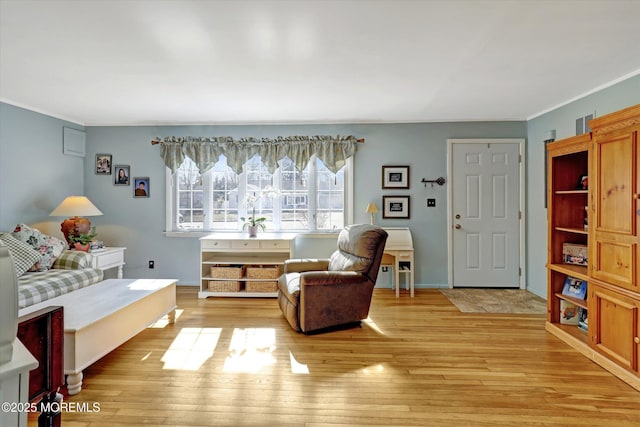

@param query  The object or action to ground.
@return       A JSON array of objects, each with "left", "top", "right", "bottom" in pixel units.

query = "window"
[{"left": 167, "top": 154, "right": 352, "bottom": 232}]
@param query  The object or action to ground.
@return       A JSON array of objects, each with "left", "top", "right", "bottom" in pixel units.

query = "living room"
[{"left": 1, "top": 1, "right": 640, "bottom": 426}]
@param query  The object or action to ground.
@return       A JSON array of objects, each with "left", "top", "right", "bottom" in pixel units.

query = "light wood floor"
[{"left": 31, "top": 287, "right": 640, "bottom": 426}]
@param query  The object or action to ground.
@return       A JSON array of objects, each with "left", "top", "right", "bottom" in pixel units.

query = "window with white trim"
[{"left": 167, "top": 154, "right": 351, "bottom": 232}]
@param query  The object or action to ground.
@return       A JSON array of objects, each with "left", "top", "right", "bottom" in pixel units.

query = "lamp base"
[{"left": 61, "top": 217, "right": 91, "bottom": 249}]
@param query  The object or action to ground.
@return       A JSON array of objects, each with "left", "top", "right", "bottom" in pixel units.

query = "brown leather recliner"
[{"left": 277, "top": 224, "right": 388, "bottom": 333}]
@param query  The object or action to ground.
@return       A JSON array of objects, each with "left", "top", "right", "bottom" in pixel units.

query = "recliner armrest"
[
  {"left": 284, "top": 258, "right": 330, "bottom": 273},
  {"left": 299, "top": 271, "right": 364, "bottom": 287}
]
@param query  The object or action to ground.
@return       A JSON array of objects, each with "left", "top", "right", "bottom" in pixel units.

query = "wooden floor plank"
[{"left": 29, "top": 287, "right": 640, "bottom": 426}]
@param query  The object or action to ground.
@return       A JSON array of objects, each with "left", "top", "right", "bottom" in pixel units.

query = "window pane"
[{"left": 171, "top": 154, "right": 348, "bottom": 232}]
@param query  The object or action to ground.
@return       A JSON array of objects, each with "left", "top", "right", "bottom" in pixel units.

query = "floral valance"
[{"left": 156, "top": 135, "right": 359, "bottom": 175}]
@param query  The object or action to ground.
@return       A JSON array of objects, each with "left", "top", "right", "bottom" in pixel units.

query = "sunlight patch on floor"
[
  {"left": 362, "top": 316, "right": 386, "bottom": 335},
  {"left": 148, "top": 309, "right": 184, "bottom": 328},
  {"left": 289, "top": 351, "right": 309, "bottom": 374},
  {"left": 161, "top": 327, "right": 222, "bottom": 370},
  {"left": 223, "top": 328, "right": 276, "bottom": 373}
]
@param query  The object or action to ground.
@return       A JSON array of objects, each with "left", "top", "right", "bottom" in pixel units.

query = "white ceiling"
[{"left": 1, "top": 0, "right": 639, "bottom": 126}]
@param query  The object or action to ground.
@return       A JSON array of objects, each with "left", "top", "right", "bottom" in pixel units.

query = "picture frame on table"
[
  {"left": 133, "top": 177, "right": 150, "bottom": 198},
  {"left": 382, "top": 165, "right": 410, "bottom": 189},
  {"left": 113, "top": 165, "right": 130, "bottom": 186},
  {"left": 382, "top": 195, "right": 410, "bottom": 219},
  {"left": 95, "top": 154, "right": 112, "bottom": 175}
]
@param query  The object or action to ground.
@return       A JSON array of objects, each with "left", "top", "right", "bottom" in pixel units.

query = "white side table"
[{"left": 91, "top": 247, "right": 126, "bottom": 278}]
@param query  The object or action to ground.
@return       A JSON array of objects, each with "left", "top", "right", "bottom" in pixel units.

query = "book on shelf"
[
  {"left": 560, "top": 300, "right": 580, "bottom": 325},
  {"left": 562, "top": 276, "right": 587, "bottom": 300},
  {"left": 577, "top": 308, "right": 588, "bottom": 332}
]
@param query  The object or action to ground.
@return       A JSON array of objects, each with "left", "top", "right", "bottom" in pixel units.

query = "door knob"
[{"left": 455, "top": 224, "right": 461, "bottom": 230}]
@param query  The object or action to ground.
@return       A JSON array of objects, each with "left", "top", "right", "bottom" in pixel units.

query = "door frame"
[{"left": 446, "top": 138, "right": 526, "bottom": 289}]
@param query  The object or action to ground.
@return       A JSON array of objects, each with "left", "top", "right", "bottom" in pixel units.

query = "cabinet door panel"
[
  {"left": 590, "top": 284, "right": 638, "bottom": 371},
  {"left": 591, "top": 128, "right": 638, "bottom": 291}
]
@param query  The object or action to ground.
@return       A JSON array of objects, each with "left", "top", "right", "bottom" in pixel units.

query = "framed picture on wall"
[
  {"left": 95, "top": 154, "right": 112, "bottom": 175},
  {"left": 382, "top": 195, "right": 410, "bottom": 219},
  {"left": 133, "top": 177, "right": 150, "bottom": 198},
  {"left": 113, "top": 165, "right": 130, "bottom": 186},
  {"left": 382, "top": 165, "right": 410, "bottom": 189}
]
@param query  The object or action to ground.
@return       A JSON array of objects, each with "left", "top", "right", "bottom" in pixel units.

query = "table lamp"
[
  {"left": 365, "top": 203, "right": 379, "bottom": 225},
  {"left": 50, "top": 196, "right": 103, "bottom": 248}
]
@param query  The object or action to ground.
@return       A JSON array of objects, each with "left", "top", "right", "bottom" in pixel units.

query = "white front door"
[{"left": 448, "top": 140, "right": 523, "bottom": 288}]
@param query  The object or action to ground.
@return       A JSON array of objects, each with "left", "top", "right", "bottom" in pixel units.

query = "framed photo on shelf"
[
  {"left": 382, "top": 195, "right": 410, "bottom": 219},
  {"left": 382, "top": 165, "right": 410, "bottom": 189},
  {"left": 133, "top": 177, "right": 150, "bottom": 198},
  {"left": 95, "top": 154, "right": 112, "bottom": 175},
  {"left": 113, "top": 165, "right": 130, "bottom": 186}
]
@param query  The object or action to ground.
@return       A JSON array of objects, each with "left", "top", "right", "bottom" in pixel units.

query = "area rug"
[{"left": 440, "top": 288, "right": 547, "bottom": 314}]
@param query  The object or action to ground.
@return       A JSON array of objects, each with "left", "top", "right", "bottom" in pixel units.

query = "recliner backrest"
[{"left": 328, "top": 224, "right": 388, "bottom": 282}]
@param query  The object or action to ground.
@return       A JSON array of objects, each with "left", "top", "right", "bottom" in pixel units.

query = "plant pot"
[
  {"left": 247, "top": 225, "right": 258, "bottom": 238},
  {"left": 73, "top": 242, "right": 90, "bottom": 252}
]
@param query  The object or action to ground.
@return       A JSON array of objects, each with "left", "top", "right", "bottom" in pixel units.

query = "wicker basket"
[
  {"left": 245, "top": 281, "right": 278, "bottom": 293},
  {"left": 246, "top": 265, "right": 280, "bottom": 280},
  {"left": 210, "top": 265, "right": 245, "bottom": 279},
  {"left": 208, "top": 280, "right": 242, "bottom": 292}
]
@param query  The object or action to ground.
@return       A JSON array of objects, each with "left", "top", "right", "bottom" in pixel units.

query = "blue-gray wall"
[
  {"left": 1, "top": 74, "right": 638, "bottom": 295},
  {"left": 526, "top": 75, "right": 640, "bottom": 298},
  {"left": 83, "top": 121, "right": 525, "bottom": 285},
  {"left": 0, "top": 103, "right": 85, "bottom": 233}
]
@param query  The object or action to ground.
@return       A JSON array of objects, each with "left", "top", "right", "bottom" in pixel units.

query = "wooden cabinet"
[
  {"left": 199, "top": 233, "right": 296, "bottom": 298},
  {"left": 546, "top": 104, "right": 640, "bottom": 392}
]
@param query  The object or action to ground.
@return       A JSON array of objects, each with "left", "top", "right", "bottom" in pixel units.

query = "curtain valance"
[{"left": 156, "top": 135, "right": 359, "bottom": 174}]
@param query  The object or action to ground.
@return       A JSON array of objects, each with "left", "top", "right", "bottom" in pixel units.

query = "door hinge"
[
  {"left": 519, "top": 211, "right": 522, "bottom": 220},
  {"left": 519, "top": 267, "right": 522, "bottom": 276}
]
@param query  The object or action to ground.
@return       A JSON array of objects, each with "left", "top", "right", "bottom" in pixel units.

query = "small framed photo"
[
  {"left": 382, "top": 165, "right": 410, "bottom": 189},
  {"left": 95, "top": 154, "right": 112, "bottom": 175},
  {"left": 113, "top": 165, "right": 130, "bottom": 186},
  {"left": 383, "top": 195, "right": 410, "bottom": 219},
  {"left": 133, "top": 177, "right": 150, "bottom": 198}
]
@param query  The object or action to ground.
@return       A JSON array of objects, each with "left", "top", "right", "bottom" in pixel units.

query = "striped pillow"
[{"left": 0, "top": 233, "right": 42, "bottom": 277}]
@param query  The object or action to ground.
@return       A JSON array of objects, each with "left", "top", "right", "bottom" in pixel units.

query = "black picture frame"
[
  {"left": 95, "top": 154, "right": 112, "bottom": 175},
  {"left": 382, "top": 165, "right": 410, "bottom": 189},
  {"left": 113, "top": 165, "right": 130, "bottom": 186},
  {"left": 133, "top": 177, "right": 150, "bottom": 198},
  {"left": 382, "top": 195, "right": 410, "bottom": 219}
]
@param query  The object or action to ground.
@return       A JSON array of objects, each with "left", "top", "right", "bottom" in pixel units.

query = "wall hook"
[{"left": 421, "top": 177, "right": 446, "bottom": 188}]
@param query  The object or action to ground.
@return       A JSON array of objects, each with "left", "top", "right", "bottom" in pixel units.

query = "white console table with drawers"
[{"left": 199, "top": 233, "right": 296, "bottom": 298}]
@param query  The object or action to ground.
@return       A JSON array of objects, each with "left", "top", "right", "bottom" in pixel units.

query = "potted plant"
[
  {"left": 68, "top": 227, "right": 97, "bottom": 251},
  {"left": 240, "top": 215, "right": 266, "bottom": 238}
]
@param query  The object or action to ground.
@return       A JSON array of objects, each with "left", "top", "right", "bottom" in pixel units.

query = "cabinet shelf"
[
  {"left": 554, "top": 226, "right": 588, "bottom": 235},
  {"left": 547, "top": 263, "right": 589, "bottom": 281},
  {"left": 553, "top": 292, "right": 587, "bottom": 310},
  {"left": 555, "top": 189, "right": 588, "bottom": 195}
]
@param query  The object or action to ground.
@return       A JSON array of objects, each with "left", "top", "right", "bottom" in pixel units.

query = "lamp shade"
[
  {"left": 50, "top": 196, "right": 103, "bottom": 217},
  {"left": 365, "top": 203, "right": 379, "bottom": 214}
]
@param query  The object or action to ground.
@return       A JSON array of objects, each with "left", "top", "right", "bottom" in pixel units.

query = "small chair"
[{"left": 277, "top": 224, "right": 388, "bottom": 333}]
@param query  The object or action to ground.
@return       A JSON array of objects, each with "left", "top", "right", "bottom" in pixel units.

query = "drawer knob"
[{"left": 635, "top": 337, "right": 640, "bottom": 344}]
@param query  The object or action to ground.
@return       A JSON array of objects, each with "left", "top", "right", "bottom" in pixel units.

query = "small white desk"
[
  {"left": 91, "top": 247, "right": 126, "bottom": 278},
  {"left": 381, "top": 227, "right": 415, "bottom": 297}
]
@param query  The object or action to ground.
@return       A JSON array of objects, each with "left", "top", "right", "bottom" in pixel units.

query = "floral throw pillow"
[{"left": 11, "top": 224, "right": 66, "bottom": 271}]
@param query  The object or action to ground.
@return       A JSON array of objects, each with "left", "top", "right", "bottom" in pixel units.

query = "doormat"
[{"left": 440, "top": 288, "right": 546, "bottom": 314}]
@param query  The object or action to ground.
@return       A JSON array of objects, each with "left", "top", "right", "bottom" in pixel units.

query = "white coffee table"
[{"left": 20, "top": 278, "right": 177, "bottom": 395}]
